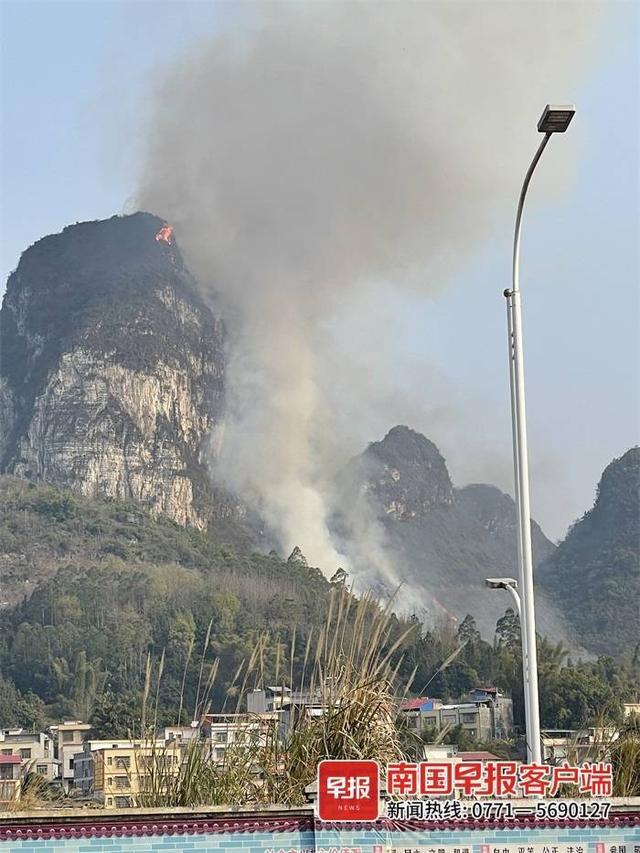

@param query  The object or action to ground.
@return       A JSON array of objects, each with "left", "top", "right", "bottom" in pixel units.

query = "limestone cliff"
[{"left": 0, "top": 213, "right": 226, "bottom": 527}]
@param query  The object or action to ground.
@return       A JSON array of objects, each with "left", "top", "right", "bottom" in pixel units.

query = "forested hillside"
[
  {"left": 0, "top": 477, "right": 637, "bottom": 738},
  {"left": 339, "top": 426, "right": 566, "bottom": 640},
  {"left": 537, "top": 448, "right": 640, "bottom": 657}
]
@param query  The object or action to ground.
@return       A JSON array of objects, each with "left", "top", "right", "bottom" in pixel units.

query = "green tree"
[{"left": 495, "top": 608, "right": 520, "bottom": 651}]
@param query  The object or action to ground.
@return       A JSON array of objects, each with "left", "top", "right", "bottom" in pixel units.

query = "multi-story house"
[
  {"left": 247, "top": 687, "right": 330, "bottom": 738},
  {"left": 202, "top": 712, "right": 280, "bottom": 764},
  {"left": 202, "top": 713, "right": 278, "bottom": 764},
  {"left": 0, "top": 729, "right": 59, "bottom": 783},
  {"left": 50, "top": 721, "right": 92, "bottom": 792},
  {"left": 467, "top": 688, "right": 514, "bottom": 739},
  {"left": 400, "top": 688, "right": 514, "bottom": 741},
  {"left": 0, "top": 729, "right": 52, "bottom": 765},
  {"left": 92, "top": 742, "right": 178, "bottom": 809},
  {"left": 541, "top": 726, "right": 620, "bottom": 764},
  {"left": 72, "top": 740, "right": 173, "bottom": 808},
  {"left": 73, "top": 739, "right": 169, "bottom": 801},
  {"left": 0, "top": 755, "right": 21, "bottom": 806},
  {"left": 247, "top": 686, "right": 291, "bottom": 714},
  {"left": 73, "top": 747, "right": 95, "bottom": 797},
  {"left": 163, "top": 724, "right": 200, "bottom": 746},
  {"left": 72, "top": 740, "right": 141, "bottom": 797}
]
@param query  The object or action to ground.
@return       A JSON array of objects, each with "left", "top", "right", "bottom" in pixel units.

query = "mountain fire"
[{"left": 155, "top": 223, "right": 174, "bottom": 244}]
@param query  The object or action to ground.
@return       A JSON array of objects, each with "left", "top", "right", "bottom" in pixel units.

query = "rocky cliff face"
[
  {"left": 0, "top": 213, "right": 226, "bottom": 527},
  {"left": 345, "top": 425, "right": 454, "bottom": 519}
]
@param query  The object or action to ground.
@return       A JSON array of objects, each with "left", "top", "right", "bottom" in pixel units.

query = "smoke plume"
[{"left": 137, "top": 2, "right": 600, "bottom": 598}]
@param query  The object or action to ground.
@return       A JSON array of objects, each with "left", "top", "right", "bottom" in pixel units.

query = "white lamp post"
[
  {"left": 485, "top": 576, "right": 532, "bottom": 759},
  {"left": 504, "top": 104, "right": 575, "bottom": 766}
]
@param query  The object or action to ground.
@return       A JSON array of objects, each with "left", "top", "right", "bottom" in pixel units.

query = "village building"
[{"left": 399, "top": 688, "right": 514, "bottom": 741}]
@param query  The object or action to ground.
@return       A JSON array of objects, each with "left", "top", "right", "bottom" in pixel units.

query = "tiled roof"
[
  {"left": 400, "top": 697, "right": 434, "bottom": 711},
  {"left": 0, "top": 806, "right": 637, "bottom": 841}
]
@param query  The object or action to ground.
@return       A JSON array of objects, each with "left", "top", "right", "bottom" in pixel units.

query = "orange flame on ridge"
[{"left": 155, "top": 224, "right": 174, "bottom": 244}]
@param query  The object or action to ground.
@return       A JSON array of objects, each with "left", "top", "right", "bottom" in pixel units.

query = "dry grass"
[
  {"left": 135, "top": 586, "right": 417, "bottom": 807},
  {"left": 550, "top": 717, "right": 640, "bottom": 798}
]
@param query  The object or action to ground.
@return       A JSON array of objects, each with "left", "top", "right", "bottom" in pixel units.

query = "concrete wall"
[
  {"left": 0, "top": 807, "right": 637, "bottom": 851},
  {"left": 0, "top": 826, "right": 637, "bottom": 852}
]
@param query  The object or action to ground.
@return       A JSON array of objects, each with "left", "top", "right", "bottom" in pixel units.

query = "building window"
[
  {"left": 107, "top": 756, "right": 113, "bottom": 765},
  {"left": 114, "top": 796, "right": 133, "bottom": 808},
  {"left": 115, "top": 756, "right": 130, "bottom": 769},
  {"left": 461, "top": 714, "right": 477, "bottom": 724},
  {"left": 107, "top": 777, "right": 113, "bottom": 786},
  {"left": 215, "top": 732, "right": 227, "bottom": 743},
  {"left": 107, "top": 798, "right": 113, "bottom": 806},
  {"left": 62, "top": 731, "right": 74, "bottom": 743},
  {"left": 0, "top": 766, "right": 15, "bottom": 780},
  {"left": 36, "top": 765, "right": 48, "bottom": 775},
  {"left": 68, "top": 758, "right": 74, "bottom": 770},
  {"left": 115, "top": 776, "right": 130, "bottom": 789},
  {"left": 0, "top": 750, "right": 12, "bottom": 756},
  {"left": 214, "top": 748, "right": 225, "bottom": 761},
  {"left": 19, "top": 749, "right": 32, "bottom": 760}
]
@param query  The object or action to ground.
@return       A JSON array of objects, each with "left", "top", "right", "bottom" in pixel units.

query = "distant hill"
[
  {"left": 337, "top": 426, "right": 569, "bottom": 642},
  {"left": 537, "top": 448, "right": 640, "bottom": 657}
]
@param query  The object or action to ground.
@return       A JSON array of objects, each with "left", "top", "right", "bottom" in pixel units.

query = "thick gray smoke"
[{"left": 138, "top": 2, "right": 600, "bottom": 598}]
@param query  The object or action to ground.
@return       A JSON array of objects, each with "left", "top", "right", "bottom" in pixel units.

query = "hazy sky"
[{"left": 1, "top": 0, "right": 638, "bottom": 541}]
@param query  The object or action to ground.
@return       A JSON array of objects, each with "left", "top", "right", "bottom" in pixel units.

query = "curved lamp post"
[
  {"left": 504, "top": 105, "right": 575, "bottom": 765},
  {"left": 485, "top": 577, "right": 529, "bottom": 754},
  {"left": 486, "top": 577, "right": 521, "bottom": 618}
]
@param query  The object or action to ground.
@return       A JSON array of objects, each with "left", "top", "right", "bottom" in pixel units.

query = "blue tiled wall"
[{"left": 2, "top": 824, "right": 637, "bottom": 852}]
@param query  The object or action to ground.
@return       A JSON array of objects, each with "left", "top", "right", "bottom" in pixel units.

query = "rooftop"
[
  {"left": 52, "top": 721, "right": 92, "bottom": 731},
  {"left": 399, "top": 697, "right": 437, "bottom": 711},
  {"left": 458, "top": 751, "right": 502, "bottom": 762}
]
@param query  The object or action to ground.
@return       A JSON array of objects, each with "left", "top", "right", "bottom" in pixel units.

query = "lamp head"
[
  {"left": 485, "top": 577, "right": 518, "bottom": 591},
  {"left": 537, "top": 105, "right": 575, "bottom": 133}
]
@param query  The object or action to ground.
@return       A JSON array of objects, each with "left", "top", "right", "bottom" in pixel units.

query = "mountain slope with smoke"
[
  {"left": 334, "top": 425, "right": 566, "bottom": 640},
  {"left": 137, "top": 1, "right": 600, "bottom": 587},
  {"left": 1, "top": 214, "right": 627, "bottom": 651}
]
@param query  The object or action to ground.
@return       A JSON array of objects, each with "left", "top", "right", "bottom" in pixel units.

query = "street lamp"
[
  {"left": 485, "top": 576, "right": 532, "bottom": 759},
  {"left": 503, "top": 104, "right": 575, "bottom": 766},
  {"left": 485, "top": 577, "right": 521, "bottom": 617}
]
